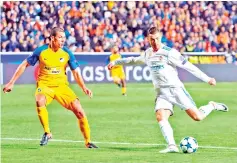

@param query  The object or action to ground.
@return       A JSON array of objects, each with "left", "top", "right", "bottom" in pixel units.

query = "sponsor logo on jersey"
[
  {"left": 44, "top": 66, "right": 61, "bottom": 74},
  {"left": 150, "top": 61, "right": 164, "bottom": 70},
  {"left": 151, "top": 65, "right": 164, "bottom": 70},
  {"left": 60, "top": 58, "right": 64, "bottom": 62},
  {"left": 44, "top": 66, "right": 51, "bottom": 70}
]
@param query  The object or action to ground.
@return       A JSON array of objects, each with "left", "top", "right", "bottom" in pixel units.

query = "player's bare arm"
[
  {"left": 3, "top": 59, "right": 30, "bottom": 93},
  {"left": 72, "top": 67, "right": 93, "bottom": 98}
]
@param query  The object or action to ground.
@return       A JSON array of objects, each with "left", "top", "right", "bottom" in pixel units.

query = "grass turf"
[{"left": 1, "top": 83, "right": 237, "bottom": 163}]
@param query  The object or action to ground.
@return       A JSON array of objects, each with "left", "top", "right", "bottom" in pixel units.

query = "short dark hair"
[
  {"left": 50, "top": 27, "right": 64, "bottom": 37},
  {"left": 148, "top": 26, "right": 160, "bottom": 35}
]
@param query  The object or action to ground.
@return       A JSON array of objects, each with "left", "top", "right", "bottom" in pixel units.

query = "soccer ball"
[{"left": 179, "top": 137, "right": 198, "bottom": 153}]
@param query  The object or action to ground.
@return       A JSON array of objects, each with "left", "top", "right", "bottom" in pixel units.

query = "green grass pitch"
[{"left": 1, "top": 83, "right": 237, "bottom": 163}]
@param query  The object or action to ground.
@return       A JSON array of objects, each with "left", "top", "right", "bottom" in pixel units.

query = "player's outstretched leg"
[
  {"left": 186, "top": 101, "right": 228, "bottom": 121},
  {"left": 70, "top": 99, "right": 98, "bottom": 148}
]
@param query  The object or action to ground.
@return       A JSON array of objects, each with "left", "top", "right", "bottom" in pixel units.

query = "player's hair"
[
  {"left": 50, "top": 27, "right": 64, "bottom": 37},
  {"left": 148, "top": 26, "right": 160, "bottom": 35}
]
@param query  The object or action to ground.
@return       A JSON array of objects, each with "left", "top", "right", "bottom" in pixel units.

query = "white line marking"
[
  {"left": 1, "top": 138, "right": 237, "bottom": 150},
  {"left": 129, "top": 87, "right": 237, "bottom": 91}
]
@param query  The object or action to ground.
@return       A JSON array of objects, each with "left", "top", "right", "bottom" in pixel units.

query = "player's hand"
[
  {"left": 83, "top": 87, "right": 93, "bottom": 98},
  {"left": 208, "top": 78, "right": 216, "bottom": 86},
  {"left": 3, "top": 82, "right": 14, "bottom": 93},
  {"left": 107, "top": 62, "right": 114, "bottom": 70}
]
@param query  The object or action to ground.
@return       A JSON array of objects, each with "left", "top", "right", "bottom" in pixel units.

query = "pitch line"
[
  {"left": 129, "top": 87, "right": 237, "bottom": 91},
  {"left": 1, "top": 137, "right": 237, "bottom": 150}
]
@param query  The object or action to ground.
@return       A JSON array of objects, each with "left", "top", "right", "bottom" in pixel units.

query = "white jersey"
[{"left": 114, "top": 44, "right": 210, "bottom": 89}]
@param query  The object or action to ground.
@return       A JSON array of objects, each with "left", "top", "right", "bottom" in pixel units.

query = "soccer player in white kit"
[{"left": 107, "top": 27, "right": 228, "bottom": 153}]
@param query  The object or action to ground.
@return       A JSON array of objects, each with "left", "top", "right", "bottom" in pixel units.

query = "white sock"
[
  {"left": 199, "top": 103, "right": 215, "bottom": 118},
  {"left": 159, "top": 120, "right": 176, "bottom": 146}
]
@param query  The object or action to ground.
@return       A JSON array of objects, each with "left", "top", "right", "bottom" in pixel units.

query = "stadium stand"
[{"left": 1, "top": 1, "right": 236, "bottom": 61}]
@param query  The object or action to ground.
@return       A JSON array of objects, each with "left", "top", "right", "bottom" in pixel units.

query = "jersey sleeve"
[
  {"left": 114, "top": 55, "right": 145, "bottom": 65},
  {"left": 168, "top": 49, "right": 210, "bottom": 83},
  {"left": 26, "top": 47, "right": 41, "bottom": 66},
  {"left": 168, "top": 49, "right": 187, "bottom": 66},
  {"left": 63, "top": 47, "right": 79, "bottom": 70}
]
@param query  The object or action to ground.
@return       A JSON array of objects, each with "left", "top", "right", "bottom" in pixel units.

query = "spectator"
[
  {"left": 1, "top": 1, "right": 236, "bottom": 54},
  {"left": 194, "top": 41, "right": 205, "bottom": 52}
]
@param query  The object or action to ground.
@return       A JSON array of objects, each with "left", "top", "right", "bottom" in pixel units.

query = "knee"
[
  {"left": 156, "top": 109, "right": 172, "bottom": 122},
  {"left": 36, "top": 95, "right": 46, "bottom": 107},
  {"left": 156, "top": 112, "right": 164, "bottom": 122},
  {"left": 186, "top": 108, "right": 204, "bottom": 121},
  {"left": 121, "top": 80, "right": 126, "bottom": 87},
  {"left": 192, "top": 115, "right": 202, "bottom": 121},
  {"left": 113, "top": 80, "right": 119, "bottom": 84},
  {"left": 70, "top": 100, "right": 85, "bottom": 119},
  {"left": 113, "top": 77, "right": 120, "bottom": 84}
]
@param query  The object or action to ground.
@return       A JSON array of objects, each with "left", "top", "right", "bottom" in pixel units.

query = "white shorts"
[{"left": 155, "top": 87, "right": 197, "bottom": 115}]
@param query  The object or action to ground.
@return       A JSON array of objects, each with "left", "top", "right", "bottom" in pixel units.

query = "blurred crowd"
[{"left": 1, "top": 1, "right": 237, "bottom": 58}]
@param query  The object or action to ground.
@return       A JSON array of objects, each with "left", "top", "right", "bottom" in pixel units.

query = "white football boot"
[
  {"left": 209, "top": 101, "right": 229, "bottom": 112},
  {"left": 159, "top": 145, "right": 179, "bottom": 153}
]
